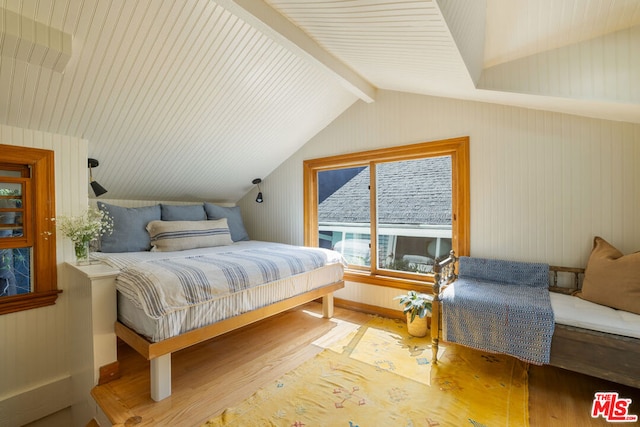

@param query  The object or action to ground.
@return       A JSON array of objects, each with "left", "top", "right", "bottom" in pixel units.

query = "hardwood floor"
[
  {"left": 93, "top": 303, "right": 640, "bottom": 426},
  {"left": 529, "top": 362, "right": 640, "bottom": 426}
]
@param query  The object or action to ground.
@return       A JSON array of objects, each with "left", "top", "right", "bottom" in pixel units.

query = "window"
[
  {"left": 0, "top": 144, "right": 59, "bottom": 315},
  {"left": 304, "top": 137, "right": 469, "bottom": 289}
]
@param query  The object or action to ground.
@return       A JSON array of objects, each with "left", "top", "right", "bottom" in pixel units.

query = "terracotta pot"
[{"left": 406, "top": 313, "right": 429, "bottom": 337}]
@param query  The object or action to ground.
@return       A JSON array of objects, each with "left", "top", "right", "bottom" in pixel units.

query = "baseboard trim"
[
  {"left": 98, "top": 361, "right": 120, "bottom": 385},
  {"left": 334, "top": 297, "right": 404, "bottom": 320},
  {"left": 0, "top": 375, "right": 72, "bottom": 426}
]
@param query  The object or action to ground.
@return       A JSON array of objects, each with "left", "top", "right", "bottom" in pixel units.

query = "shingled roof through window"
[{"left": 318, "top": 156, "right": 451, "bottom": 225}]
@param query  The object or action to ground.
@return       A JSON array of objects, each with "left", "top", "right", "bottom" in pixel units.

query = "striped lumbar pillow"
[{"left": 146, "top": 219, "right": 233, "bottom": 252}]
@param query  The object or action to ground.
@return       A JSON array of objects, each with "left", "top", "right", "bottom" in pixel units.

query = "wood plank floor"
[{"left": 93, "top": 303, "right": 640, "bottom": 426}]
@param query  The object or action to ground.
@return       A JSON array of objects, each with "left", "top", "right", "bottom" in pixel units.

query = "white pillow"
[{"left": 146, "top": 219, "right": 233, "bottom": 252}]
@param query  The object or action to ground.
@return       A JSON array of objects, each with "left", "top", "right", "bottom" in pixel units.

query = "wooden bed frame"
[
  {"left": 115, "top": 281, "right": 344, "bottom": 401},
  {"left": 430, "top": 252, "right": 640, "bottom": 389}
]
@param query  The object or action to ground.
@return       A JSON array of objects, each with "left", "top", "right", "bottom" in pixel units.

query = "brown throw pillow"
[{"left": 578, "top": 236, "right": 640, "bottom": 314}]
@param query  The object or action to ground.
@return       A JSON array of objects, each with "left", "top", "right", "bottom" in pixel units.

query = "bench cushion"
[{"left": 550, "top": 292, "right": 640, "bottom": 339}]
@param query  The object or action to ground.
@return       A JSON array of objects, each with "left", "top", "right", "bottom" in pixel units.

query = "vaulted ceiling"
[{"left": 1, "top": 0, "right": 639, "bottom": 202}]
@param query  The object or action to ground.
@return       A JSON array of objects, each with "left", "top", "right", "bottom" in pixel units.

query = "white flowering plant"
[{"left": 56, "top": 207, "right": 113, "bottom": 245}]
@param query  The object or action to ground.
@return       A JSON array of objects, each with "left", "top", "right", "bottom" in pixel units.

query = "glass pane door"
[
  {"left": 317, "top": 166, "right": 371, "bottom": 268},
  {"left": 0, "top": 180, "right": 24, "bottom": 239},
  {"left": 376, "top": 156, "right": 452, "bottom": 275},
  {"left": 0, "top": 174, "right": 31, "bottom": 296}
]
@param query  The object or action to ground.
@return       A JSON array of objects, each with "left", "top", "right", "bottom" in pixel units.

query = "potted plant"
[{"left": 395, "top": 290, "right": 433, "bottom": 337}]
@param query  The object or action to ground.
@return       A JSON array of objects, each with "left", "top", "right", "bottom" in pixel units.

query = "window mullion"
[{"left": 369, "top": 161, "right": 379, "bottom": 275}]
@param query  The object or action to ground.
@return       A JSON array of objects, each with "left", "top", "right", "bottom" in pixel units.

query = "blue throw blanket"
[{"left": 442, "top": 257, "right": 555, "bottom": 365}]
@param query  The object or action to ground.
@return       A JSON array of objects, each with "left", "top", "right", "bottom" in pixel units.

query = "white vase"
[{"left": 406, "top": 313, "right": 429, "bottom": 337}]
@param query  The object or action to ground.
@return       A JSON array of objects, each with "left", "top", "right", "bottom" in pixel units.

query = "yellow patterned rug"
[{"left": 205, "top": 316, "right": 529, "bottom": 426}]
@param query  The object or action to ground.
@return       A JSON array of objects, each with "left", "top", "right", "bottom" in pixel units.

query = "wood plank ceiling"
[{"left": 0, "top": 0, "right": 638, "bottom": 202}]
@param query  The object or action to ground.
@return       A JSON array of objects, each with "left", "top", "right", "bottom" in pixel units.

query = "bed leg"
[
  {"left": 322, "top": 293, "right": 334, "bottom": 318},
  {"left": 150, "top": 353, "right": 171, "bottom": 401}
]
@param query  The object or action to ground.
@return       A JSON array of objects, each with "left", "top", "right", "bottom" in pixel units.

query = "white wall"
[
  {"left": 239, "top": 89, "right": 640, "bottom": 310},
  {"left": 0, "top": 124, "right": 88, "bottom": 427}
]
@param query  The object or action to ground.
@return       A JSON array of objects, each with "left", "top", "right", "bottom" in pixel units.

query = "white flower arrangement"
[{"left": 56, "top": 207, "right": 113, "bottom": 245}]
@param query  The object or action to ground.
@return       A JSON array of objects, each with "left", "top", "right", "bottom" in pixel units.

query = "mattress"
[
  {"left": 94, "top": 241, "right": 345, "bottom": 342},
  {"left": 550, "top": 292, "right": 640, "bottom": 339}
]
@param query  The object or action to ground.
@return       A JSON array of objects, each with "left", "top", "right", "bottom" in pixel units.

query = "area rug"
[{"left": 204, "top": 316, "right": 529, "bottom": 426}]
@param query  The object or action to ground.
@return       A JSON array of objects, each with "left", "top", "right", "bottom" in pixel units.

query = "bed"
[
  {"left": 430, "top": 249, "right": 640, "bottom": 389},
  {"left": 90, "top": 201, "right": 346, "bottom": 401}
]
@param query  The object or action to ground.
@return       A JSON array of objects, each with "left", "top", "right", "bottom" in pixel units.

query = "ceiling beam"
[
  {"left": 216, "top": 0, "right": 377, "bottom": 103},
  {"left": 0, "top": 6, "right": 72, "bottom": 72},
  {"left": 436, "top": 0, "right": 486, "bottom": 86}
]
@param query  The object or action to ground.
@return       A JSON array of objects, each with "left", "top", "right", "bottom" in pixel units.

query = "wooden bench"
[{"left": 431, "top": 252, "right": 640, "bottom": 388}]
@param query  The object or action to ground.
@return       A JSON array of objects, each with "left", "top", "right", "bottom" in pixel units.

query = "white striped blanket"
[{"left": 113, "top": 243, "right": 346, "bottom": 319}]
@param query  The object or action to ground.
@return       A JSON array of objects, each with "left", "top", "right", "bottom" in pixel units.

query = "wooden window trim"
[
  {"left": 0, "top": 144, "right": 59, "bottom": 315},
  {"left": 303, "top": 136, "right": 470, "bottom": 289}
]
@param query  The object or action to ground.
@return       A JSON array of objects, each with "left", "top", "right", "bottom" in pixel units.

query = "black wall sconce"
[
  {"left": 88, "top": 158, "right": 108, "bottom": 197},
  {"left": 252, "top": 178, "right": 263, "bottom": 203}
]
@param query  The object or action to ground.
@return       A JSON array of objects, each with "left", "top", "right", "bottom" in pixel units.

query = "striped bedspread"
[{"left": 112, "top": 243, "right": 346, "bottom": 319}]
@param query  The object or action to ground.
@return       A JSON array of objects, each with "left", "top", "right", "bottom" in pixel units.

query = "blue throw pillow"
[
  {"left": 160, "top": 204, "right": 206, "bottom": 221},
  {"left": 97, "top": 202, "right": 161, "bottom": 252},
  {"left": 203, "top": 203, "right": 250, "bottom": 242}
]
